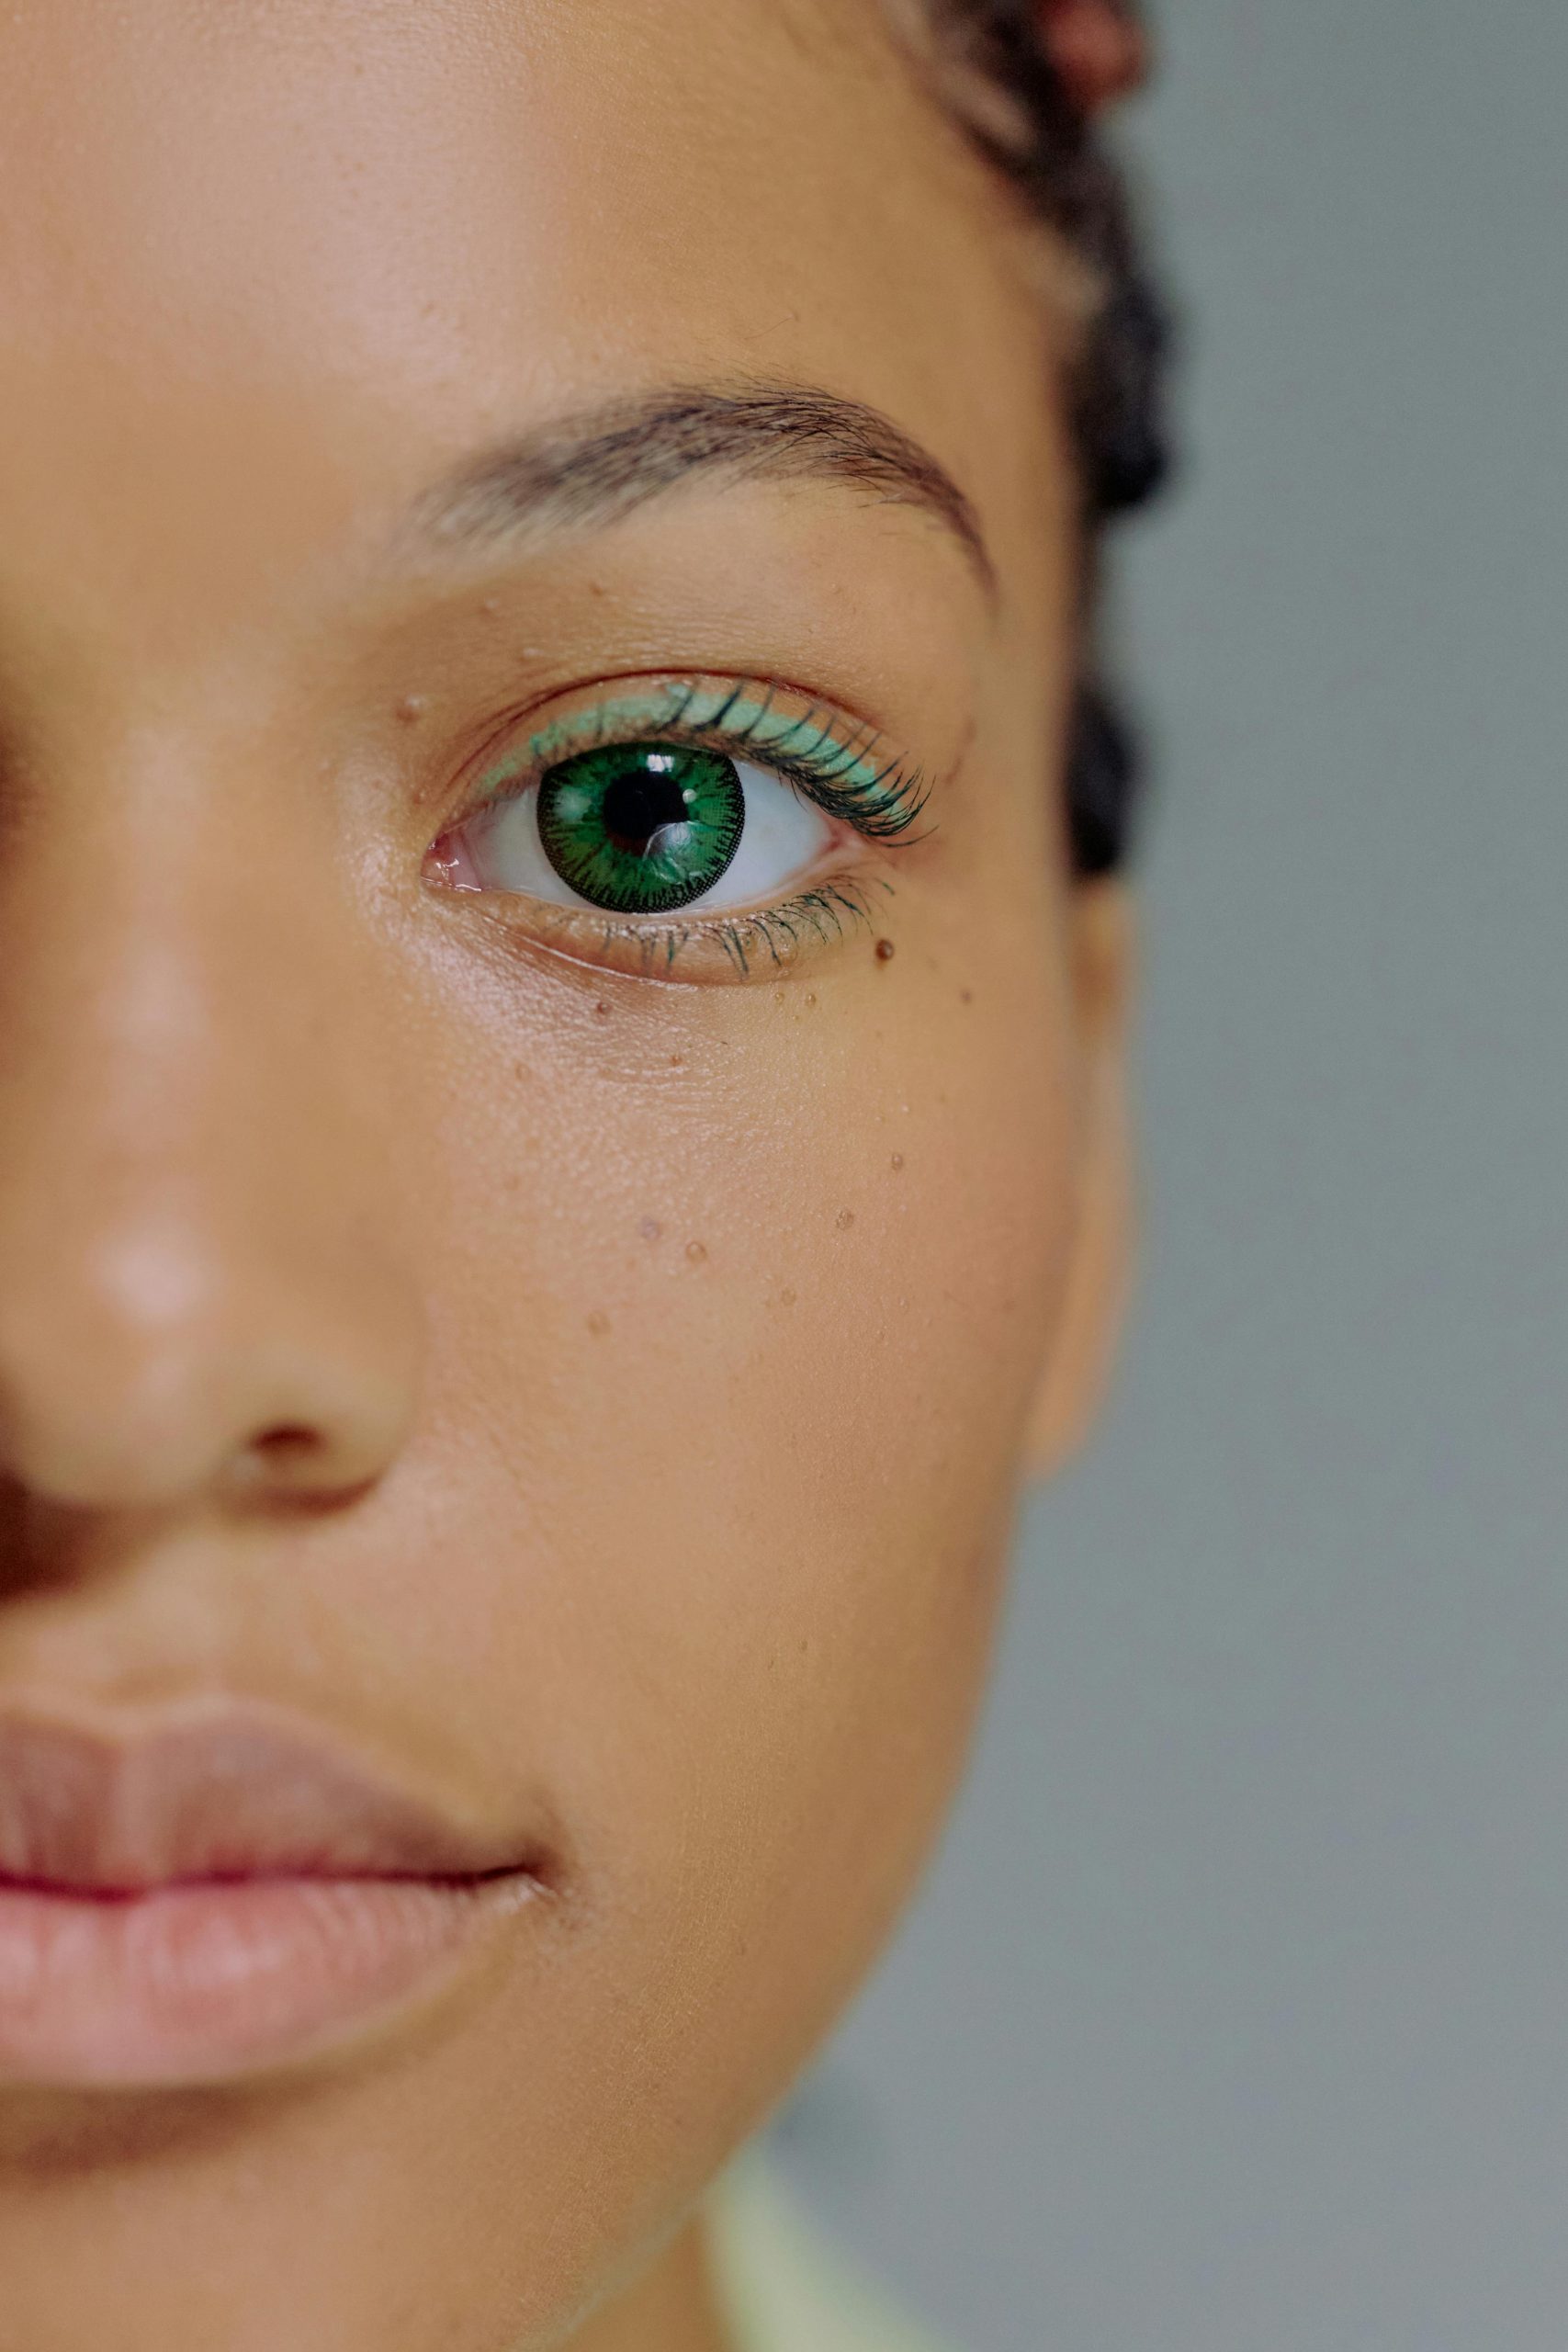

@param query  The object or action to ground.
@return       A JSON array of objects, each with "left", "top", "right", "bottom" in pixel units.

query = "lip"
[{"left": 0, "top": 1708, "right": 545, "bottom": 2088}]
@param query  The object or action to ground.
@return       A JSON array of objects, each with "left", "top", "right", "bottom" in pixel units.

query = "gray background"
[{"left": 771, "top": 4, "right": 1568, "bottom": 2346}]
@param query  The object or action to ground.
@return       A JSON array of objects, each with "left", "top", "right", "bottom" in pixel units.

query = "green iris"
[{"left": 536, "top": 741, "right": 745, "bottom": 914}]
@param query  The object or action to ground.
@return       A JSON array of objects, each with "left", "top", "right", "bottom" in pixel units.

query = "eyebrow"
[{"left": 397, "top": 382, "right": 995, "bottom": 596}]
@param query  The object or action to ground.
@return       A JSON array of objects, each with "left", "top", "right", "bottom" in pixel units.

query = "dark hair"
[{"left": 918, "top": 0, "right": 1173, "bottom": 875}]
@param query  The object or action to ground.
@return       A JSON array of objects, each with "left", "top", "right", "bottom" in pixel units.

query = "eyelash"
[
  {"left": 599, "top": 877, "right": 884, "bottom": 980},
  {"left": 445, "top": 674, "right": 931, "bottom": 978}
]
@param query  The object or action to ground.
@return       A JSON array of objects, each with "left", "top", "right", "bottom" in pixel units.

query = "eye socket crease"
[{"left": 392, "top": 380, "right": 997, "bottom": 604}]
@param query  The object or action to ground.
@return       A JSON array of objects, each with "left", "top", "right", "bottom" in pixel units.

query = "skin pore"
[{"left": 0, "top": 3, "right": 1132, "bottom": 2347}]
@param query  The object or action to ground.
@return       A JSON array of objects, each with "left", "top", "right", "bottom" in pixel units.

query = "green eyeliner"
[{"left": 477, "top": 679, "right": 927, "bottom": 845}]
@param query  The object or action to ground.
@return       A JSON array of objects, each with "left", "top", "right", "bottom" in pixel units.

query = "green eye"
[
  {"left": 427, "top": 678, "right": 930, "bottom": 954},
  {"left": 536, "top": 742, "right": 744, "bottom": 915}
]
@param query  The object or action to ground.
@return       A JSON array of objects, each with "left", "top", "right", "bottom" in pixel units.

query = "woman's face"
[{"left": 0, "top": 2, "right": 1128, "bottom": 2344}]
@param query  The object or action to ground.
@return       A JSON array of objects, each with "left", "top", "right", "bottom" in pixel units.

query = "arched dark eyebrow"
[{"left": 398, "top": 383, "right": 995, "bottom": 597}]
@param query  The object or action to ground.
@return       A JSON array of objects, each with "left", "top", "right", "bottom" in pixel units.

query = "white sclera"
[{"left": 452, "top": 758, "right": 834, "bottom": 913}]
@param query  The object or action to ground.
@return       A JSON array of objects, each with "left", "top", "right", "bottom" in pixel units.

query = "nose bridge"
[{"left": 0, "top": 733, "right": 423, "bottom": 1511}]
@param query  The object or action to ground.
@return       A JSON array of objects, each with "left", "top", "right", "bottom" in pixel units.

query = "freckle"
[
  {"left": 639, "top": 1216, "right": 662, "bottom": 1243},
  {"left": 685, "top": 1238, "right": 708, "bottom": 1264},
  {"left": 587, "top": 1310, "right": 611, "bottom": 1337},
  {"left": 961, "top": 987, "right": 974, "bottom": 1005},
  {"left": 669, "top": 1052, "right": 683, "bottom": 1067},
  {"left": 513, "top": 1063, "right": 527, "bottom": 1082},
  {"left": 890, "top": 1153, "right": 905, "bottom": 1171},
  {"left": 836, "top": 1208, "right": 855, "bottom": 1231},
  {"left": 395, "top": 694, "right": 428, "bottom": 726},
  {"left": 780, "top": 1286, "right": 796, "bottom": 1306},
  {"left": 874, "top": 937, "right": 896, "bottom": 963}
]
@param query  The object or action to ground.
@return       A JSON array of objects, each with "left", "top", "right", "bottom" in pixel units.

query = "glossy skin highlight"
[{"left": 0, "top": 4, "right": 1133, "bottom": 2348}]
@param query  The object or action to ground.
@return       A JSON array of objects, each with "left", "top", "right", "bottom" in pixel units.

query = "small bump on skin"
[
  {"left": 587, "top": 1311, "right": 611, "bottom": 1337},
  {"left": 835, "top": 1208, "right": 855, "bottom": 1231},
  {"left": 874, "top": 937, "right": 896, "bottom": 963},
  {"left": 395, "top": 694, "right": 429, "bottom": 725},
  {"left": 890, "top": 1153, "right": 905, "bottom": 1171},
  {"left": 669, "top": 1052, "right": 683, "bottom": 1068},
  {"left": 780, "top": 1287, "right": 796, "bottom": 1307},
  {"left": 685, "top": 1239, "right": 708, "bottom": 1265},
  {"left": 594, "top": 1001, "right": 611, "bottom": 1019},
  {"left": 804, "top": 992, "right": 818, "bottom": 1010},
  {"left": 639, "top": 1217, "right": 662, "bottom": 1243}
]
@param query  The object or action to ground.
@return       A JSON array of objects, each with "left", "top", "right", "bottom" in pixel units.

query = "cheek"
[{"left": 401, "top": 909, "right": 1072, "bottom": 1995}]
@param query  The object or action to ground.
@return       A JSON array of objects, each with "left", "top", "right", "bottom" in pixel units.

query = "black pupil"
[{"left": 603, "top": 763, "right": 687, "bottom": 854}]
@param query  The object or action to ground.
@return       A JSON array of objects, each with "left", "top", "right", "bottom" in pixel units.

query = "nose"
[{"left": 0, "top": 750, "right": 423, "bottom": 1517}]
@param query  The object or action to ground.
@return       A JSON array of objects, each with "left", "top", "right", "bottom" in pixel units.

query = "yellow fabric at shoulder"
[{"left": 704, "top": 2148, "right": 956, "bottom": 2352}]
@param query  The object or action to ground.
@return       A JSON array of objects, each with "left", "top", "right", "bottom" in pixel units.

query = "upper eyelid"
[
  {"left": 458, "top": 674, "right": 931, "bottom": 839},
  {"left": 482, "top": 676, "right": 887, "bottom": 784}
]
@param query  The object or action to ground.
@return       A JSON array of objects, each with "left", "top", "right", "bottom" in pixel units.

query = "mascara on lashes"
[{"left": 472, "top": 677, "right": 931, "bottom": 845}]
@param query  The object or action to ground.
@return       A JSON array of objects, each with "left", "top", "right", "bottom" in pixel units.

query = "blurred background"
[{"left": 768, "top": 3, "right": 1568, "bottom": 2346}]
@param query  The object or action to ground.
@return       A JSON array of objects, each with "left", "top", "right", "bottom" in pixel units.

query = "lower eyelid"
[
  {"left": 502, "top": 876, "right": 886, "bottom": 985},
  {"left": 430, "top": 822, "right": 888, "bottom": 986}
]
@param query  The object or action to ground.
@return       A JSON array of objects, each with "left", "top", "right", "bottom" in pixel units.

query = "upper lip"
[{"left": 0, "top": 1706, "right": 532, "bottom": 1894}]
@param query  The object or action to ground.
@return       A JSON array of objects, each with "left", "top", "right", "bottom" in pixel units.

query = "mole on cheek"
[{"left": 874, "top": 937, "right": 897, "bottom": 963}]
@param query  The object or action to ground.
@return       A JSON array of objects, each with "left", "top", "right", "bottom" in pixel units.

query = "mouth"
[{"left": 0, "top": 1709, "right": 547, "bottom": 2090}]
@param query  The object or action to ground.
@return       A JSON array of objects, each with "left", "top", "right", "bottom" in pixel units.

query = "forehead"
[{"left": 0, "top": 0, "right": 1048, "bottom": 628}]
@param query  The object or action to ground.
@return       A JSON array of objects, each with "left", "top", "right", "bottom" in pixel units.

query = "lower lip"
[{"left": 0, "top": 1871, "right": 535, "bottom": 2088}]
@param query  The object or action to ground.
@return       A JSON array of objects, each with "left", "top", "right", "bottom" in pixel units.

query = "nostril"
[
  {"left": 231, "top": 1421, "right": 336, "bottom": 1502},
  {"left": 252, "top": 1424, "right": 323, "bottom": 1473},
  {"left": 231, "top": 1419, "right": 387, "bottom": 1512}
]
